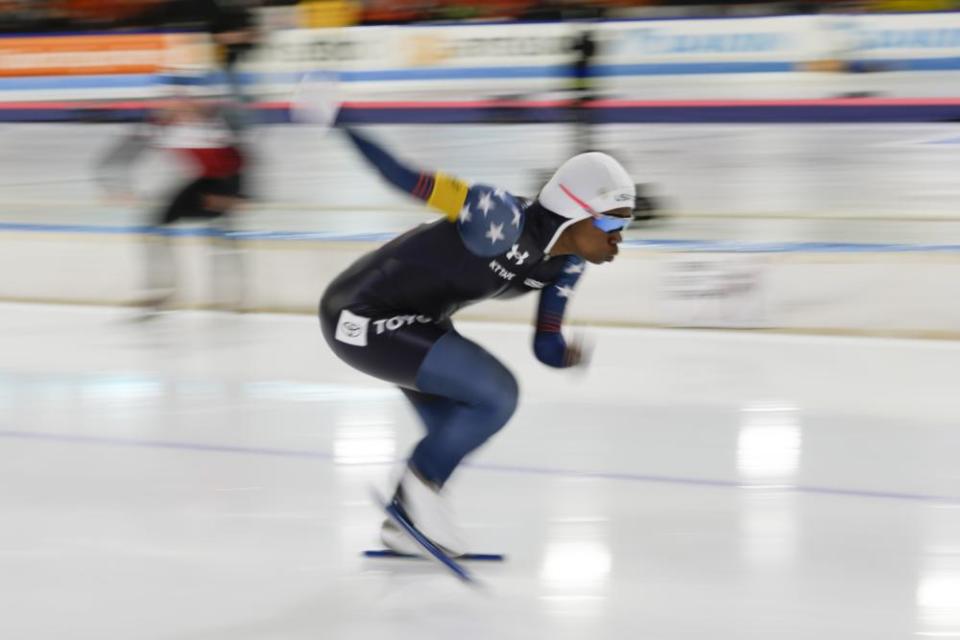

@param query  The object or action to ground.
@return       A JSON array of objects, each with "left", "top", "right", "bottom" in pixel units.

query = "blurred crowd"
[
  {"left": 0, "top": 0, "right": 263, "bottom": 33},
  {"left": 2, "top": 0, "right": 960, "bottom": 34}
]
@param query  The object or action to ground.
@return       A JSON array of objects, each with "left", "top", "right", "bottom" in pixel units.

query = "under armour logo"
[{"left": 505, "top": 243, "right": 529, "bottom": 266}]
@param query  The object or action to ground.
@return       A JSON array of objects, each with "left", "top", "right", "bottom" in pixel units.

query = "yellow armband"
[{"left": 427, "top": 172, "right": 469, "bottom": 221}]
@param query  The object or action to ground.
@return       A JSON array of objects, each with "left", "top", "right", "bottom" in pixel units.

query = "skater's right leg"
[
  {"left": 378, "top": 334, "right": 518, "bottom": 555},
  {"left": 319, "top": 299, "right": 461, "bottom": 553},
  {"left": 141, "top": 178, "right": 207, "bottom": 309},
  {"left": 202, "top": 174, "right": 247, "bottom": 311},
  {"left": 407, "top": 331, "right": 518, "bottom": 488},
  {"left": 321, "top": 296, "right": 519, "bottom": 554}
]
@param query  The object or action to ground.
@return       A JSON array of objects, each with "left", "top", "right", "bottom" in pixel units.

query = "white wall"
[{"left": 4, "top": 229, "right": 960, "bottom": 338}]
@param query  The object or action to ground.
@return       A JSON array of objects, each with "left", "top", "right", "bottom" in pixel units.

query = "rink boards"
[
  {"left": 3, "top": 118, "right": 960, "bottom": 338},
  {"left": 3, "top": 225, "right": 960, "bottom": 338}
]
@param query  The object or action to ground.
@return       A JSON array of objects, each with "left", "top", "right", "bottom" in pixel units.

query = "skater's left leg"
[
  {"left": 381, "top": 333, "right": 517, "bottom": 555},
  {"left": 400, "top": 387, "right": 457, "bottom": 436},
  {"left": 408, "top": 330, "right": 519, "bottom": 488}
]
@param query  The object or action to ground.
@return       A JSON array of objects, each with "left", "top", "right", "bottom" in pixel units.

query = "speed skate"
[
  {"left": 363, "top": 549, "right": 505, "bottom": 561},
  {"left": 369, "top": 489, "right": 503, "bottom": 583}
]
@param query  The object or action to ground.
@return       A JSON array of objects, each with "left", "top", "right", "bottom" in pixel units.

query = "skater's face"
[{"left": 567, "top": 207, "right": 632, "bottom": 264}]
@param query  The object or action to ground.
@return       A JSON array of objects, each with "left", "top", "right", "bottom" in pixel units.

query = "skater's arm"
[
  {"left": 95, "top": 123, "right": 152, "bottom": 194},
  {"left": 343, "top": 128, "right": 469, "bottom": 221},
  {"left": 343, "top": 128, "right": 524, "bottom": 256},
  {"left": 533, "top": 256, "right": 587, "bottom": 368},
  {"left": 220, "top": 100, "right": 253, "bottom": 135}
]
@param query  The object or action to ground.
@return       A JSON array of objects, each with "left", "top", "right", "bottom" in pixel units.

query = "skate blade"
[
  {"left": 363, "top": 549, "right": 504, "bottom": 562},
  {"left": 370, "top": 488, "right": 476, "bottom": 584}
]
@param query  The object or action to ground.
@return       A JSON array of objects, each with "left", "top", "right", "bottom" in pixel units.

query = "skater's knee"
[
  {"left": 416, "top": 331, "right": 518, "bottom": 428},
  {"left": 475, "top": 366, "right": 518, "bottom": 432}
]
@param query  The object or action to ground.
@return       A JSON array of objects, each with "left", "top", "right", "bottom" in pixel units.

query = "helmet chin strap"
[{"left": 544, "top": 217, "right": 587, "bottom": 258}]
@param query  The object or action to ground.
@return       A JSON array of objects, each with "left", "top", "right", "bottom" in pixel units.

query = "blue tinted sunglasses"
[
  {"left": 557, "top": 183, "right": 632, "bottom": 233},
  {"left": 592, "top": 214, "right": 631, "bottom": 233}
]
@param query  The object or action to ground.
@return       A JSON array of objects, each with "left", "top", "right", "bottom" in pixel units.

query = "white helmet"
[{"left": 538, "top": 152, "right": 635, "bottom": 219}]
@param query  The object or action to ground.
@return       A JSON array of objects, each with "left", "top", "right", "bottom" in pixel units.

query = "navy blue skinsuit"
[{"left": 319, "top": 129, "right": 586, "bottom": 485}]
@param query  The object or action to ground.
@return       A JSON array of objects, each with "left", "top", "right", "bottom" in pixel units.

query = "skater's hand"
[
  {"left": 563, "top": 331, "right": 592, "bottom": 368},
  {"left": 291, "top": 71, "right": 341, "bottom": 130},
  {"left": 534, "top": 331, "right": 591, "bottom": 369}
]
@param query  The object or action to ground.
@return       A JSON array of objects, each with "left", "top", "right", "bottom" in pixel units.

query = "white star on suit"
[
  {"left": 485, "top": 222, "right": 505, "bottom": 245},
  {"left": 477, "top": 191, "right": 494, "bottom": 216},
  {"left": 511, "top": 206, "right": 522, "bottom": 227},
  {"left": 459, "top": 204, "right": 472, "bottom": 223},
  {"left": 494, "top": 187, "right": 507, "bottom": 200},
  {"left": 555, "top": 284, "right": 575, "bottom": 298},
  {"left": 564, "top": 262, "right": 585, "bottom": 275}
]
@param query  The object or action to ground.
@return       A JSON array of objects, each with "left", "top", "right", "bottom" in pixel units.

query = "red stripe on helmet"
[{"left": 558, "top": 183, "right": 599, "bottom": 218}]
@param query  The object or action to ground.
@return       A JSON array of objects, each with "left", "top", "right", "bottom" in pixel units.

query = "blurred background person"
[
  {"left": 570, "top": 25, "right": 598, "bottom": 155},
  {"left": 96, "top": 70, "right": 252, "bottom": 315}
]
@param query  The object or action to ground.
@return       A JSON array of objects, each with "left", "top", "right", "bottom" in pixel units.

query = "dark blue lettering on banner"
[
  {"left": 618, "top": 29, "right": 784, "bottom": 56},
  {"left": 860, "top": 28, "right": 960, "bottom": 50}
]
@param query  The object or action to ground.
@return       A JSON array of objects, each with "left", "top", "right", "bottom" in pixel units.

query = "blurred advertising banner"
[
  {"left": 658, "top": 254, "right": 767, "bottom": 329},
  {"left": 602, "top": 15, "right": 820, "bottom": 71},
  {"left": 298, "top": 1, "right": 361, "bottom": 28},
  {"left": 0, "top": 33, "right": 211, "bottom": 77},
  {"left": 258, "top": 23, "right": 574, "bottom": 72},
  {"left": 9, "top": 12, "right": 960, "bottom": 102}
]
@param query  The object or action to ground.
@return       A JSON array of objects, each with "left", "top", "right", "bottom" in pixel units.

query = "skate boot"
[{"left": 379, "top": 468, "right": 465, "bottom": 557}]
